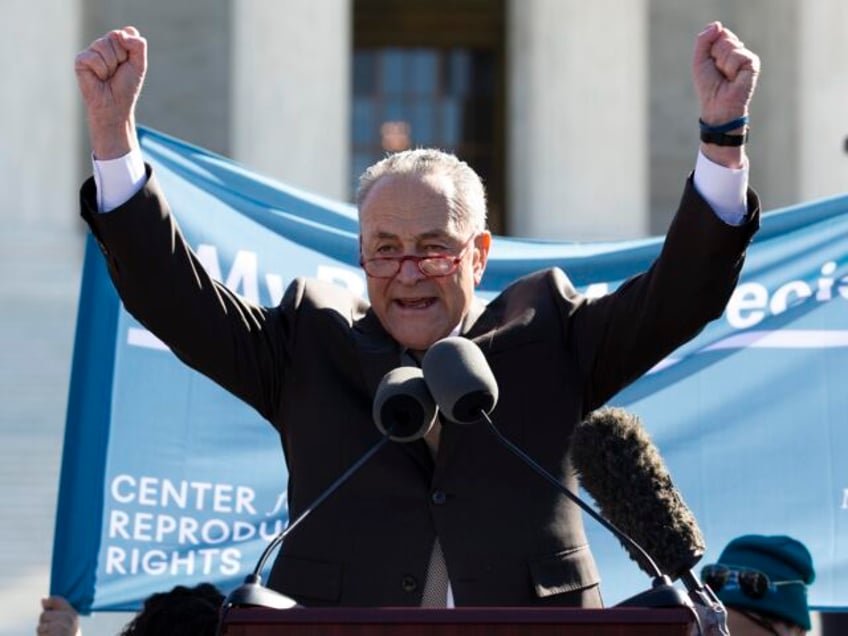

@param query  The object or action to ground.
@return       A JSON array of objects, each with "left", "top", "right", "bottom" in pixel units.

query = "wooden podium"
[{"left": 219, "top": 606, "right": 695, "bottom": 635}]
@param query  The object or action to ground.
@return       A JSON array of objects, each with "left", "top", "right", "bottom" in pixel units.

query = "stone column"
[
  {"left": 81, "top": 0, "right": 233, "bottom": 156},
  {"left": 799, "top": 0, "right": 848, "bottom": 202},
  {"left": 0, "top": 1, "right": 86, "bottom": 633},
  {"left": 506, "top": 0, "right": 648, "bottom": 240},
  {"left": 2, "top": 0, "right": 81, "bottom": 226},
  {"left": 231, "top": 0, "right": 351, "bottom": 201}
]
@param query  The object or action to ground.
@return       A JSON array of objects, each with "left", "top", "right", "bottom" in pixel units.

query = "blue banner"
[{"left": 52, "top": 127, "right": 848, "bottom": 612}]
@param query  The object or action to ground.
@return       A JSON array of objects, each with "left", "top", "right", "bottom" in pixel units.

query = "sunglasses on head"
[{"left": 701, "top": 564, "right": 805, "bottom": 599}]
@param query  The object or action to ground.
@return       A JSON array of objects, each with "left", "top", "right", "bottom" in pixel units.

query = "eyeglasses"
[
  {"left": 701, "top": 564, "right": 806, "bottom": 599},
  {"left": 360, "top": 235, "right": 476, "bottom": 279}
]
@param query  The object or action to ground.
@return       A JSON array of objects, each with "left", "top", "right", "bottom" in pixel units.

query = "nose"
[{"left": 395, "top": 257, "right": 425, "bottom": 284}]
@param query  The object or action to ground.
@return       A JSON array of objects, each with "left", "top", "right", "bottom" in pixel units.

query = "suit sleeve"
[
  {"left": 79, "top": 166, "right": 295, "bottom": 422},
  {"left": 567, "top": 176, "right": 760, "bottom": 412}
]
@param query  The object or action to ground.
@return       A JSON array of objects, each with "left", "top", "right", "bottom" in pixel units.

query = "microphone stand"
[
  {"left": 481, "top": 411, "right": 691, "bottom": 610},
  {"left": 484, "top": 411, "right": 732, "bottom": 635},
  {"left": 221, "top": 434, "right": 391, "bottom": 611},
  {"left": 680, "top": 570, "right": 730, "bottom": 636},
  {"left": 222, "top": 364, "right": 436, "bottom": 619}
]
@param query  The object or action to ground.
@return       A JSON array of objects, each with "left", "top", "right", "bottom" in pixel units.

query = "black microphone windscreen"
[
  {"left": 372, "top": 367, "right": 438, "bottom": 442},
  {"left": 571, "top": 407, "right": 706, "bottom": 579},
  {"left": 421, "top": 337, "right": 498, "bottom": 424}
]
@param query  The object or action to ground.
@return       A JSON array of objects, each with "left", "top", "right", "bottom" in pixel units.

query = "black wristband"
[{"left": 700, "top": 129, "right": 749, "bottom": 147}]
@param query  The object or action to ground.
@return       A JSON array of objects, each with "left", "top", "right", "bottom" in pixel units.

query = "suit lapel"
[
  {"left": 461, "top": 296, "right": 493, "bottom": 343},
  {"left": 351, "top": 309, "right": 403, "bottom": 397}
]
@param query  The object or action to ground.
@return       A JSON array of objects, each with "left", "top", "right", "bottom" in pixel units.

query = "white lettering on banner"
[
  {"left": 264, "top": 492, "right": 289, "bottom": 517},
  {"left": 195, "top": 244, "right": 369, "bottom": 305},
  {"left": 105, "top": 545, "right": 242, "bottom": 576},
  {"left": 725, "top": 261, "right": 848, "bottom": 329},
  {"left": 128, "top": 246, "right": 848, "bottom": 354},
  {"left": 584, "top": 283, "right": 610, "bottom": 299},
  {"left": 195, "top": 245, "right": 260, "bottom": 304},
  {"left": 110, "top": 474, "right": 257, "bottom": 514},
  {"left": 842, "top": 488, "right": 848, "bottom": 509},
  {"left": 725, "top": 283, "right": 769, "bottom": 329},
  {"left": 317, "top": 265, "right": 366, "bottom": 297},
  {"left": 105, "top": 473, "right": 285, "bottom": 580},
  {"left": 266, "top": 273, "right": 285, "bottom": 305},
  {"left": 108, "top": 509, "right": 284, "bottom": 544},
  {"left": 126, "top": 244, "right": 369, "bottom": 351}
]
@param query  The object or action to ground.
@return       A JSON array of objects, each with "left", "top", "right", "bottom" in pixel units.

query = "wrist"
[
  {"left": 699, "top": 115, "right": 748, "bottom": 133},
  {"left": 700, "top": 128, "right": 749, "bottom": 147},
  {"left": 699, "top": 143, "right": 747, "bottom": 170},
  {"left": 698, "top": 115, "right": 748, "bottom": 169},
  {"left": 88, "top": 115, "right": 138, "bottom": 160}
]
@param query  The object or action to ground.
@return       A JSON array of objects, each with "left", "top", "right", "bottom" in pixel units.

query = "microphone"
[
  {"left": 373, "top": 365, "right": 441, "bottom": 441},
  {"left": 570, "top": 407, "right": 704, "bottom": 579},
  {"left": 419, "top": 337, "right": 686, "bottom": 607},
  {"left": 571, "top": 407, "right": 729, "bottom": 633},
  {"left": 222, "top": 366, "right": 437, "bottom": 611},
  {"left": 421, "top": 336, "right": 498, "bottom": 423}
]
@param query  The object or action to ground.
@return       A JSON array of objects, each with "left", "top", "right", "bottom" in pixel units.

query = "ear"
[{"left": 472, "top": 231, "right": 492, "bottom": 285}]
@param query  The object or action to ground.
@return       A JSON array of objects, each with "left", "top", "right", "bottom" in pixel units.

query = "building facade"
[{"left": 72, "top": 0, "right": 848, "bottom": 239}]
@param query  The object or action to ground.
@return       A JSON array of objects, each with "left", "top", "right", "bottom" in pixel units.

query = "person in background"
[
  {"left": 36, "top": 583, "right": 223, "bottom": 636},
  {"left": 701, "top": 534, "right": 815, "bottom": 636}
]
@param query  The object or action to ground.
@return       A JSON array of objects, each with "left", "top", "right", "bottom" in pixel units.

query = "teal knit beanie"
[{"left": 705, "top": 535, "right": 815, "bottom": 630}]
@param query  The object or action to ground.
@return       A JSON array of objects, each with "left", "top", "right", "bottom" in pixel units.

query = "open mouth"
[{"left": 394, "top": 297, "right": 437, "bottom": 310}]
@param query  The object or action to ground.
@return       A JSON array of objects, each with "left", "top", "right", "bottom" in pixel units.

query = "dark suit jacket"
[{"left": 80, "top": 168, "right": 759, "bottom": 608}]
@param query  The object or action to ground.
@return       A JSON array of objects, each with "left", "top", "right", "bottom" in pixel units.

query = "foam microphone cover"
[
  {"left": 373, "top": 366, "right": 438, "bottom": 442},
  {"left": 571, "top": 407, "right": 706, "bottom": 579},
  {"left": 421, "top": 337, "right": 499, "bottom": 424}
]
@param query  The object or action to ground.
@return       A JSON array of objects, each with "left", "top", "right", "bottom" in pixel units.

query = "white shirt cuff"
[
  {"left": 693, "top": 151, "right": 749, "bottom": 226},
  {"left": 92, "top": 149, "right": 147, "bottom": 213}
]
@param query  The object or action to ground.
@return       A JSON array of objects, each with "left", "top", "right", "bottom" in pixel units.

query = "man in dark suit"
[{"left": 74, "top": 23, "right": 760, "bottom": 608}]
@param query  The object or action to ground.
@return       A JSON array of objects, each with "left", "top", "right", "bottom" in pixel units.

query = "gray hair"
[{"left": 355, "top": 148, "right": 488, "bottom": 235}]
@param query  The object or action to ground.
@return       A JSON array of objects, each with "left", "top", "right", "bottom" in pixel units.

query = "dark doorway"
[{"left": 353, "top": 0, "right": 506, "bottom": 233}]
